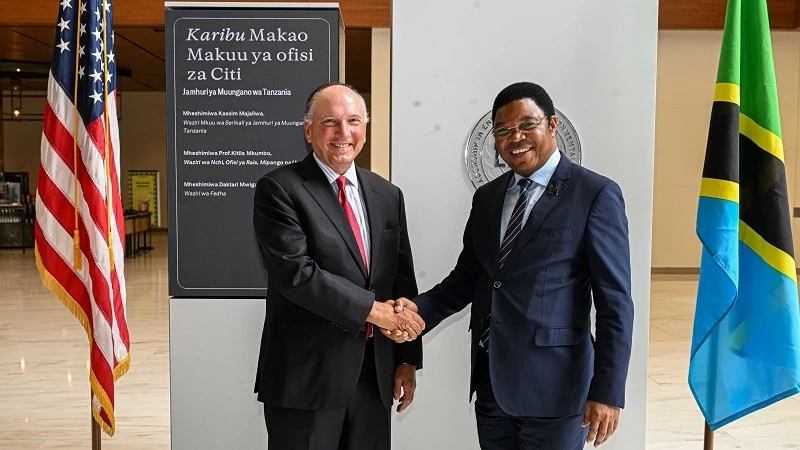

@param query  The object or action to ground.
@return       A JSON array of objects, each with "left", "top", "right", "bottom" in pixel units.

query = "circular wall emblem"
[{"left": 463, "top": 109, "right": 582, "bottom": 189}]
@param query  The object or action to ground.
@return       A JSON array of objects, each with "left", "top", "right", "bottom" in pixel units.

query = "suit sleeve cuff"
[
  {"left": 340, "top": 291, "right": 375, "bottom": 339},
  {"left": 395, "top": 340, "right": 423, "bottom": 369},
  {"left": 588, "top": 376, "right": 625, "bottom": 408}
]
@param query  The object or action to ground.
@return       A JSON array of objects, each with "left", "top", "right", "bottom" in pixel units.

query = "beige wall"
[
  {"left": 2, "top": 91, "right": 168, "bottom": 227},
  {"left": 370, "top": 27, "right": 391, "bottom": 179},
  {"left": 653, "top": 30, "right": 800, "bottom": 268}
]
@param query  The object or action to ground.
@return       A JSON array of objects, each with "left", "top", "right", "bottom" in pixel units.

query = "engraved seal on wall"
[{"left": 464, "top": 109, "right": 582, "bottom": 189}]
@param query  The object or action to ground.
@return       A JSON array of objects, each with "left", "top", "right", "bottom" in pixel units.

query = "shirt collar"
[
  {"left": 313, "top": 153, "right": 359, "bottom": 190},
  {"left": 507, "top": 149, "right": 561, "bottom": 191}
]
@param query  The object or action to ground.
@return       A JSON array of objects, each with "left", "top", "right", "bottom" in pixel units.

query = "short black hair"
[
  {"left": 303, "top": 82, "right": 369, "bottom": 123},
  {"left": 491, "top": 82, "right": 555, "bottom": 122}
]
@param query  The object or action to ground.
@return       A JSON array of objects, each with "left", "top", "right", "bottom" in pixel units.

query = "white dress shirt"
[
  {"left": 313, "top": 154, "right": 371, "bottom": 268},
  {"left": 499, "top": 149, "right": 562, "bottom": 244}
]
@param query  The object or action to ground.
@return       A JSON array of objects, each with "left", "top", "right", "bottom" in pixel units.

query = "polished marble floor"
[{"left": 1, "top": 234, "right": 799, "bottom": 448}]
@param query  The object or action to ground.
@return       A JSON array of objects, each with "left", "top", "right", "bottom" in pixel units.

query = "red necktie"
[{"left": 336, "top": 176, "right": 372, "bottom": 339}]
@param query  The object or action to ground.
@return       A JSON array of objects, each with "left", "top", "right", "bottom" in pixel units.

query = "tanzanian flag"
[{"left": 689, "top": 0, "right": 800, "bottom": 431}]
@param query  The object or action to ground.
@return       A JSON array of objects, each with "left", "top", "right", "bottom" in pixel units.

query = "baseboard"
[
  {"left": 651, "top": 267, "right": 700, "bottom": 274},
  {"left": 652, "top": 267, "right": 800, "bottom": 274}
]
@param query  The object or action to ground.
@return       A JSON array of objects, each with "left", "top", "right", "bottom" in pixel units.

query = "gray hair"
[{"left": 303, "top": 82, "right": 370, "bottom": 124}]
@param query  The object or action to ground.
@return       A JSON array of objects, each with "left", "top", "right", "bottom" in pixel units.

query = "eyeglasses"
[{"left": 491, "top": 116, "right": 549, "bottom": 139}]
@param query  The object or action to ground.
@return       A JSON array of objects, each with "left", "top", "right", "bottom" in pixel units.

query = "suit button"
[{"left": 493, "top": 281, "right": 501, "bottom": 288}]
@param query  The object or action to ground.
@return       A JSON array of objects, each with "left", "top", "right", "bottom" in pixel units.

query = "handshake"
[{"left": 368, "top": 298, "right": 425, "bottom": 343}]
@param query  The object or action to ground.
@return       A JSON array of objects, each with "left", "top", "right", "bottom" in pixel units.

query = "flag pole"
[
  {"left": 92, "top": 393, "right": 101, "bottom": 450},
  {"left": 703, "top": 320, "right": 719, "bottom": 449},
  {"left": 704, "top": 421, "right": 714, "bottom": 450}
]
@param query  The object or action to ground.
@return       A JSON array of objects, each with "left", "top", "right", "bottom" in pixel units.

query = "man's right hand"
[
  {"left": 367, "top": 300, "right": 425, "bottom": 341},
  {"left": 379, "top": 298, "right": 422, "bottom": 343},
  {"left": 392, "top": 297, "right": 418, "bottom": 314}
]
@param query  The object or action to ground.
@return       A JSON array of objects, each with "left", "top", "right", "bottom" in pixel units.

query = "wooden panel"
[
  {"left": 659, "top": 0, "right": 799, "bottom": 29},
  {"left": 115, "top": 27, "right": 166, "bottom": 61},
  {"left": 797, "top": 0, "right": 800, "bottom": 29},
  {"left": 769, "top": 0, "right": 800, "bottom": 28},
  {"left": 114, "top": 29, "right": 166, "bottom": 90},
  {"left": 659, "top": 0, "right": 726, "bottom": 29},
  {"left": 4, "top": 0, "right": 797, "bottom": 30},
  {"left": 0, "top": 27, "right": 58, "bottom": 92},
  {"left": 344, "top": 28, "right": 372, "bottom": 93},
  {"left": 337, "top": 0, "right": 389, "bottom": 28},
  {"left": 4, "top": 0, "right": 800, "bottom": 30},
  {"left": 0, "top": 28, "right": 53, "bottom": 62},
  {"left": 0, "top": 0, "right": 389, "bottom": 28}
]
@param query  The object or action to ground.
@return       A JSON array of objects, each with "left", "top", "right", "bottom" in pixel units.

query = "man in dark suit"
[
  {"left": 389, "top": 82, "right": 634, "bottom": 449},
  {"left": 253, "top": 83, "right": 425, "bottom": 450}
]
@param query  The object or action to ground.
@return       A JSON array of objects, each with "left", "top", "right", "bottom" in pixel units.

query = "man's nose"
[
  {"left": 508, "top": 129, "right": 525, "bottom": 143},
  {"left": 333, "top": 122, "right": 349, "bottom": 136}
]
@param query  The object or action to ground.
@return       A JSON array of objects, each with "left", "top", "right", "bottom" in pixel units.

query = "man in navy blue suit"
[{"left": 387, "top": 82, "right": 634, "bottom": 449}]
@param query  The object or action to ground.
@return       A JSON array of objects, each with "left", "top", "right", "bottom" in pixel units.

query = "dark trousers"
[
  {"left": 474, "top": 349, "right": 588, "bottom": 450},
  {"left": 264, "top": 340, "right": 390, "bottom": 450}
]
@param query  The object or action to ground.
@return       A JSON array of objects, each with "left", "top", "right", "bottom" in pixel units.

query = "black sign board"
[{"left": 166, "top": 5, "right": 341, "bottom": 296}]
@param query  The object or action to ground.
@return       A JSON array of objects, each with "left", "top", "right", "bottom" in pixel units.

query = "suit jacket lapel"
[
  {"left": 484, "top": 172, "right": 513, "bottom": 277},
  {"left": 497, "top": 155, "right": 572, "bottom": 278},
  {"left": 358, "top": 168, "right": 383, "bottom": 282},
  {"left": 299, "top": 155, "right": 368, "bottom": 279}
]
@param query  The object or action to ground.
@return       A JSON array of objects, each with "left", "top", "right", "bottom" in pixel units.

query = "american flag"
[{"left": 35, "top": 0, "right": 130, "bottom": 436}]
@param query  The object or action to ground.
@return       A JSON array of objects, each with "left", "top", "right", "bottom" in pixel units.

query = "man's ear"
[{"left": 548, "top": 116, "right": 558, "bottom": 135}]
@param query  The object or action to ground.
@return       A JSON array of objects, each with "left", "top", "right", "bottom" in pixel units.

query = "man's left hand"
[
  {"left": 393, "top": 364, "right": 417, "bottom": 413},
  {"left": 582, "top": 400, "right": 620, "bottom": 447}
]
